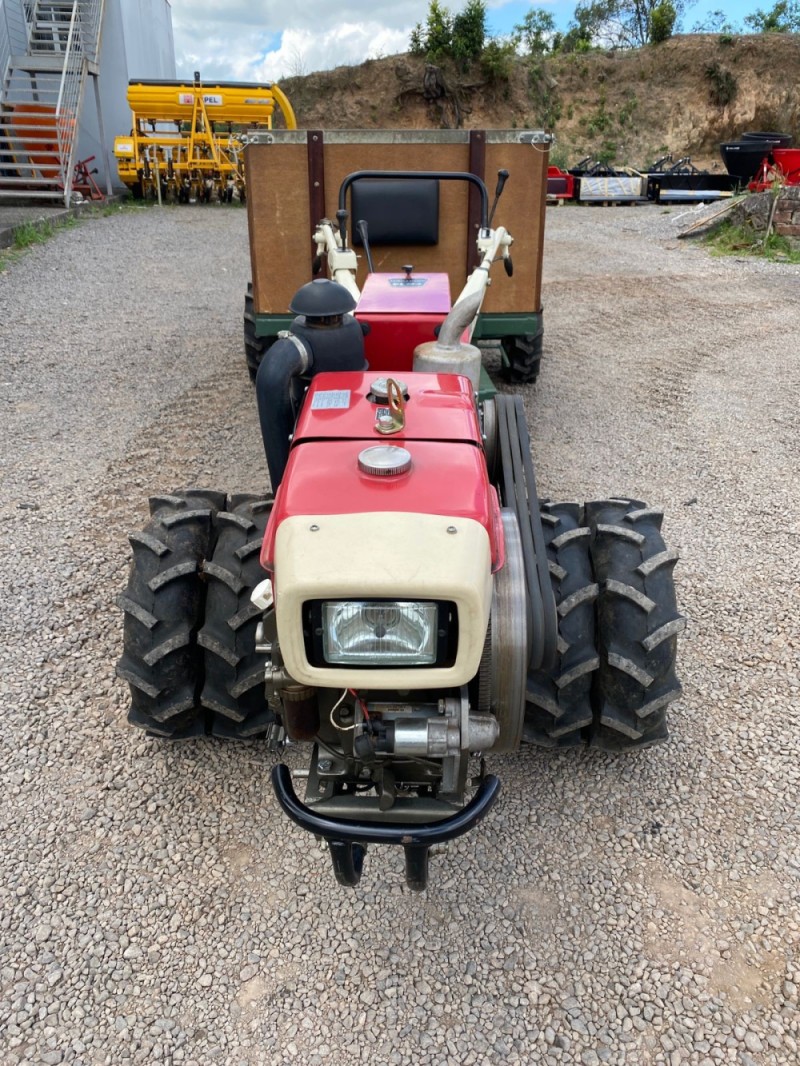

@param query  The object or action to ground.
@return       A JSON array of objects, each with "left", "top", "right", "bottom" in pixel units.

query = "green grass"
[
  {"left": 704, "top": 219, "right": 800, "bottom": 264},
  {"left": 0, "top": 204, "right": 124, "bottom": 273}
]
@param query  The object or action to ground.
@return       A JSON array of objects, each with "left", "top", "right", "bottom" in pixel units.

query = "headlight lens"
[{"left": 321, "top": 600, "right": 438, "bottom": 665}]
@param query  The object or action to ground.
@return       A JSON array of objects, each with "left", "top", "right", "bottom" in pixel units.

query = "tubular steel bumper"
[{"left": 271, "top": 764, "right": 501, "bottom": 891}]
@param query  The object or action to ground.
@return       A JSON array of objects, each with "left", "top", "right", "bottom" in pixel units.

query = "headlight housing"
[{"left": 304, "top": 599, "right": 457, "bottom": 668}]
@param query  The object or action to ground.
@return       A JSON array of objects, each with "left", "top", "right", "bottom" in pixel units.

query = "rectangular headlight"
[{"left": 321, "top": 600, "right": 438, "bottom": 665}]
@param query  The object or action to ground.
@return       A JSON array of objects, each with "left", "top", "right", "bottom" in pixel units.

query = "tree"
[
  {"left": 452, "top": 0, "right": 487, "bottom": 65},
  {"left": 410, "top": 0, "right": 454, "bottom": 62},
  {"left": 744, "top": 1, "right": 800, "bottom": 32},
  {"left": 558, "top": 1, "right": 614, "bottom": 51},
  {"left": 649, "top": 0, "right": 677, "bottom": 42},
  {"left": 691, "top": 9, "right": 740, "bottom": 32},
  {"left": 513, "top": 8, "right": 556, "bottom": 54},
  {"left": 562, "top": 0, "right": 690, "bottom": 48},
  {"left": 410, "top": 0, "right": 487, "bottom": 67}
]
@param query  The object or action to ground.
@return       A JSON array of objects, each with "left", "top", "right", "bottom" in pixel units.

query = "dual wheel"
[
  {"left": 116, "top": 491, "right": 274, "bottom": 738},
  {"left": 116, "top": 493, "right": 684, "bottom": 751},
  {"left": 525, "top": 498, "right": 685, "bottom": 751}
]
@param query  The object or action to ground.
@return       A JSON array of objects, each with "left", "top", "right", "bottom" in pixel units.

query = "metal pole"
[{"left": 92, "top": 72, "right": 113, "bottom": 198}]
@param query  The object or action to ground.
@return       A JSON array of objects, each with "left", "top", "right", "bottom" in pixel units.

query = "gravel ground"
[{"left": 0, "top": 199, "right": 798, "bottom": 1066}]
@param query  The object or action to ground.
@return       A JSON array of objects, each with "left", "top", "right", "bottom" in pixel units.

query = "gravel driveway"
[{"left": 1, "top": 200, "right": 798, "bottom": 1066}]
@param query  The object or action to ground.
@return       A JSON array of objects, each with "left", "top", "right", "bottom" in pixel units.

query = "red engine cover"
[
  {"left": 292, "top": 371, "right": 481, "bottom": 446},
  {"left": 355, "top": 272, "right": 452, "bottom": 372},
  {"left": 261, "top": 371, "right": 501, "bottom": 570}
]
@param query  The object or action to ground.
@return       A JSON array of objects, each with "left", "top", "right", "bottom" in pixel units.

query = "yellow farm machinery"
[{"left": 114, "top": 74, "right": 296, "bottom": 204}]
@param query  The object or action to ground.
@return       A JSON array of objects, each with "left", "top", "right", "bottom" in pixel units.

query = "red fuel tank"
[
  {"left": 262, "top": 371, "right": 500, "bottom": 569},
  {"left": 292, "top": 371, "right": 482, "bottom": 446},
  {"left": 355, "top": 272, "right": 452, "bottom": 372}
]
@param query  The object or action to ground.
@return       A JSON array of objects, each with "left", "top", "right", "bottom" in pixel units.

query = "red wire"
[{"left": 348, "top": 688, "right": 370, "bottom": 721}]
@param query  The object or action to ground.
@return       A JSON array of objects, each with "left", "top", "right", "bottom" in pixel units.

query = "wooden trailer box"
[{"left": 244, "top": 129, "right": 551, "bottom": 382}]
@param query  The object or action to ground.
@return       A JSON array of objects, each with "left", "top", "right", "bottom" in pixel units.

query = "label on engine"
[{"left": 310, "top": 390, "right": 351, "bottom": 410}]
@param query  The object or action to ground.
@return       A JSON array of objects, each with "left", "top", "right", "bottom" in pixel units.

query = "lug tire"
[
  {"left": 116, "top": 490, "right": 226, "bottom": 737},
  {"left": 244, "top": 282, "right": 274, "bottom": 382},
  {"left": 523, "top": 499, "right": 684, "bottom": 751},
  {"left": 586, "top": 498, "right": 685, "bottom": 751},
  {"left": 501, "top": 332, "right": 542, "bottom": 385},
  {"left": 524, "top": 502, "right": 599, "bottom": 747},
  {"left": 198, "top": 495, "right": 276, "bottom": 738}
]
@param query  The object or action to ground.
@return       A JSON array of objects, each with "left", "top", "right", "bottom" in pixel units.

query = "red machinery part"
[
  {"left": 773, "top": 148, "right": 800, "bottom": 185},
  {"left": 547, "top": 166, "right": 575, "bottom": 200},
  {"left": 355, "top": 272, "right": 452, "bottom": 372},
  {"left": 292, "top": 371, "right": 481, "bottom": 445},
  {"left": 261, "top": 371, "right": 500, "bottom": 570}
]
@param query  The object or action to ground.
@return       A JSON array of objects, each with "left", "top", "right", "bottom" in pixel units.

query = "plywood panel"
[
  {"left": 483, "top": 140, "right": 549, "bottom": 314},
  {"left": 245, "top": 134, "right": 549, "bottom": 318},
  {"left": 246, "top": 143, "right": 311, "bottom": 314}
]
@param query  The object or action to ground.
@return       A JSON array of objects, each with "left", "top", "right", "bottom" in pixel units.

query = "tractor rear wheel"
[
  {"left": 116, "top": 490, "right": 226, "bottom": 737},
  {"left": 199, "top": 495, "right": 276, "bottom": 738},
  {"left": 587, "top": 499, "right": 685, "bottom": 750},
  {"left": 244, "top": 282, "right": 274, "bottom": 382},
  {"left": 501, "top": 332, "right": 542, "bottom": 385}
]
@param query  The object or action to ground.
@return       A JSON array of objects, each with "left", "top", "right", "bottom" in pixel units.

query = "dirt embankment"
[{"left": 279, "top": 33, "right": 800, "bottom": 170}]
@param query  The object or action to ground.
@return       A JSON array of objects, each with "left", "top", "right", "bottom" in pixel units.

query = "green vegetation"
[
  {"left": 694, "top": 0, "right": 800, "bottom": 31},
  {"left": 704, "top": 61, "right": 738, "bottom": 106},
  {"left": 0, "top": 206, "right": 121, "bottom": 273},
  {"left": 744, "top": 1, "right": 800, "bottom": 32},
  {"left": 12, "top": 219, "right": 57, "bottom": 248},
  {"left": 480, "top": 38, "right": 517, "bottom": 85},
  {"left": 526, "top": 60, "right": 563, "bottom": 127},
  {"left": 705, "top": 218, "right": 800, "bottom": 263},
  {"left": 410, "top": 0, "right": 487, "bottom": 67}
]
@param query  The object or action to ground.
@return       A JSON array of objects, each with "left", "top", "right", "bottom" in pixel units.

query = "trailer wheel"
[
  {"left": 244, "top": 282, "right": 274, "bottom": 382},
  {"left": 116, "top": 490, "right": 226, "bottom": 737},
  {"left": 586, "top": 499, "right": 685, "bottom": 750},
  {"left": 199, "top": 495, "right": 277, "bottom": 738},
  {"left": 501, "top": 332, "right": 542, "bottom": 385},
  {"left": 524, "top": 502, "right": 599, "bottom": 747}
]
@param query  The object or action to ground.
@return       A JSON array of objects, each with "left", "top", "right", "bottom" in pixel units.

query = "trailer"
[{"left": 243, "top": 129, "right": 552, "bottom": 387}]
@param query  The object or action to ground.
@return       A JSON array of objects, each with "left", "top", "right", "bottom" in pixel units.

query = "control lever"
[
  {"left": 488, "top": 169, "right": 509, "bottom": 226},
  {"left": 336, "top": 208, "right": 349, "bottom": 248},
  {"left": 356, "top": 219, "right": 375, "bottom": 273}
]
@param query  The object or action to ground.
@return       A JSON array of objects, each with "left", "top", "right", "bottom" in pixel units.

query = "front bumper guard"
[{"left": 271, "top": 764, "right": 501, "bottom": 891}]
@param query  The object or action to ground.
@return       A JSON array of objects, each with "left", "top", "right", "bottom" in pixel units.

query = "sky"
[{"left": 167, "top": 1, "right": 770, "bottom": 84}]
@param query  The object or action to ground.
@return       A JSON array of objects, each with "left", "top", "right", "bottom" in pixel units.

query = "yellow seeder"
[{"left": 114, "top": 73, "right": 296, "bottom": 203}]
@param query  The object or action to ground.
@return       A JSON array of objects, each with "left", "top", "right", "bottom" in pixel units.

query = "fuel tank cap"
[
  {"left": 358, "top": 445, "right": 412, "bottom": 477},
  {"left": 369, "top": 377, "right": 409, "bottom": 403}
]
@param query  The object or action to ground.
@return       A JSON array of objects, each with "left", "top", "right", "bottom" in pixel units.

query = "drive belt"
[{"left": 495, "top": 394, "right": 557, "bottom": 672}]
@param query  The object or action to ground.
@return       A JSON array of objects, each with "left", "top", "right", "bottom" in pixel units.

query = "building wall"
[{"left": 77, "top": 0, "right": 175, "bottom": 190}]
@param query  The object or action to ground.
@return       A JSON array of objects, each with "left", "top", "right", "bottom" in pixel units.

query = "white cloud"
[
  {"left": 169, "top": 0, "right": 424, "bottom": 81},
  {"left": 167, "top": 0, "right": 521, "bottom": 81}
]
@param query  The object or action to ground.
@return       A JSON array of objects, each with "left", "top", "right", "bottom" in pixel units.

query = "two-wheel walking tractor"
[{"left": 117, "top": 132, "right": 684, "bottom": 890}]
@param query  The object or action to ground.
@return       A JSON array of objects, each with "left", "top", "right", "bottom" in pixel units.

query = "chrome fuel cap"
[
  {"left": 358, "top": 445, "right": 412, "bottom": 476},
  {"left": 369, "top": 377, "right": 408, "bottom": 402}
]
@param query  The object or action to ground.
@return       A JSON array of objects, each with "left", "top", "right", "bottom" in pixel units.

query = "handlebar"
[{"left": 338, "top": 170, "right": 491, "bottom": 230}]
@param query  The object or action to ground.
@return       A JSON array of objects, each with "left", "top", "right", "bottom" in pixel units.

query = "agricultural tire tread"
[
  {"left": 199, "top": 495, "right": 276, "bottom": 737},
  {"left": 244, "top": 282, "right": 274, "bottom": 382},
  {"left": 586, "top": 498, "right": 685, "bottom": 751},
  {"left": 116, "top": 490, "right": 225, "bottom": 737},
  {"left": 501, "top": 332, "right": 542, "bottom": 386},
  {"left": 524, "top": 502, "right": 599, "bottom": 747}
]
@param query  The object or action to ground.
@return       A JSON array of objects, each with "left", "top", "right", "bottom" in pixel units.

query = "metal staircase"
[{"left": 0, "top": 0, "right": 105, "bottom": 204}]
